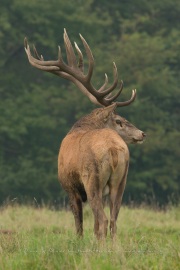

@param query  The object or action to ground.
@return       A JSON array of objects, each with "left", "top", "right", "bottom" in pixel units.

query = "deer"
[{"left": 24, "top": 29, "right": 146, "bottom": 239}]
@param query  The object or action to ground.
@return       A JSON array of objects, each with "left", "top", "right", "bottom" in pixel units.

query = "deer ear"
[{"left": 98, "top": 103, "right": 117, "bottom": 122}]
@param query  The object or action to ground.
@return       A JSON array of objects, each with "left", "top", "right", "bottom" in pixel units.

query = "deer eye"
[{"left": 116, "top": 120, "right": 122, "bottom": 127}]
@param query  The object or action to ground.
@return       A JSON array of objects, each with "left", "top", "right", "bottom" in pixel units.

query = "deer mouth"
[{"left": 132, "top": 138, "right": 144, "bottom": 144}]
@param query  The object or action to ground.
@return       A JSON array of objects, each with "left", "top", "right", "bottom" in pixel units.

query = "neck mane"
[{"left": 68, "top": 109, "right": 105, "bottom": 134}]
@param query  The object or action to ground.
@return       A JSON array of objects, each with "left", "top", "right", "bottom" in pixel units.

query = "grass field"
[{"left": 0, "top": 204, "right": 179, "bottom": 270}]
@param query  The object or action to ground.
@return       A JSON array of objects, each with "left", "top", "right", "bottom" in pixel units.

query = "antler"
[{"left": 24, "top": 29, "right": 136, "bottom": 107}]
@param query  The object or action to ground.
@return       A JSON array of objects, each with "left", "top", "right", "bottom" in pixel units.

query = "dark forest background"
[{"left": 0, "top": 0, "right": 179, "bottom": 206}]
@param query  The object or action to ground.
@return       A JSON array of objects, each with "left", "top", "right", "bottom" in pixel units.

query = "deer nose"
[{"left": 142, "top": 132, "right": 146, "bottom": 137}]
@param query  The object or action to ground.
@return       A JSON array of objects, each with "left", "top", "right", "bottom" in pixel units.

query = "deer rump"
[{"left": 58, "top": 128, "right": 129, "bottom": 204}]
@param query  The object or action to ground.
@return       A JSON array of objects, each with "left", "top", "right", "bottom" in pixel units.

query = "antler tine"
[
  {"left": 74, "top": 42, "right": 84, "bottom": 72},
  {"left": 105, "top": 80, "right": 124, "bottom": 103},
  {"left": 98, "top": 62, "right": 118, "bottom": 97},
  {"left": 115, "top": 89, "right": 137, "bottom": 107},
  {"left": 63, "top": 29, "right": 77, "bottom": 67},
  {"left": 98, "top": 73, "right": 109, "bottom": 93},
  {"left": 79, "top": 34, "right": 94, "bottom": 81},
  {"left": 57, "top": 46, "right": 63, "bottom": 62},
  {"left": 33, "top": 44, "right": 44, "bottom": 60}
]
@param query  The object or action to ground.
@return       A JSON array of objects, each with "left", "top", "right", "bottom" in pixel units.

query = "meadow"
[{"left": 0, "top": 203, "right": 179, "bottom": 270}]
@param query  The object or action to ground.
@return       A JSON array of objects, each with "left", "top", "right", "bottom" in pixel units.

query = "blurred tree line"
[{"left": 0, "top": 0, "right": 179, "bottom": 205}]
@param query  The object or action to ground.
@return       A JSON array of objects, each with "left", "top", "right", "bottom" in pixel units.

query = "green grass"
[{"left": 0, "top": 204, "right": 179, "bottom": 269}]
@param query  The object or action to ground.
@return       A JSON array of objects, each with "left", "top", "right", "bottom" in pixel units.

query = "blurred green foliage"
[{"left": 0, "top": 0, "right": 179, "bottom": 205}]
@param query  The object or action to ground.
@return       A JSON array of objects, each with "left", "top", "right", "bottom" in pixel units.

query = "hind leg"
[
  {"left": 109, "top": 180, "right": 126, "bottom": 238},
  {"left": 88, "top": 195, "right": 108, "bottom": 239},
  {"left": 85, "top": 181, "right": 108, "bottom": 239},
  {"left": 68, "top": 191, "right": 83, "bottom": 236},
  {"left": 109, "top": 163, "right": 129, "bottom": 238}
]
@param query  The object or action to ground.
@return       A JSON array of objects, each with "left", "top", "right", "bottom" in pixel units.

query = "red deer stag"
[{"left": 24, "top": 29, "right": 146, "bottom": 239}]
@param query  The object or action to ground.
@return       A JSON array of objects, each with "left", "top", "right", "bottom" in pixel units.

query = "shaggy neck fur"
[{"left": 68, "top": 108, "right": 106, "bottom": 134}]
